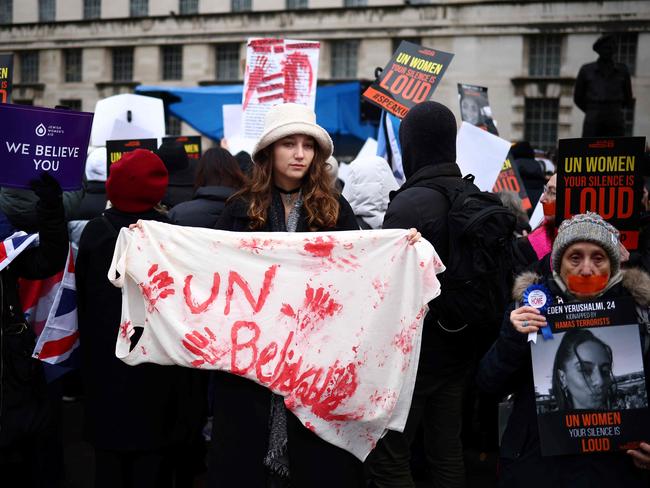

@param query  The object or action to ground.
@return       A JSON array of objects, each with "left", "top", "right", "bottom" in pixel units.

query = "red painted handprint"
[
  {"left": 139, "top": 264, "right": 175, "bottom": 313},
  {"left": 281, "top": 284, "right": 343, "bottom": 332},
  {"left": 243, "top": 56, "right": 269, "bottom": 110},
  {"left": 182, "top": 327, "right": 227, "bottom": 368}
]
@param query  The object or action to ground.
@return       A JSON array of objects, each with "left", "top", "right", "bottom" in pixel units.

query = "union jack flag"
[
  {"left": 0, "top": 232, "right": 39, "bottom": 272},
  {"left": 2, "top": 231, "right": 80, "bottom": 369},
  {"left": 31, "top": 247, "right": 79, "bottom": 365}
]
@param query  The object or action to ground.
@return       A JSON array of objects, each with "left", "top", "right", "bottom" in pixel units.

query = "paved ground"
[{"left": 62, "top": 400, "right": 498, "bottom": 488}]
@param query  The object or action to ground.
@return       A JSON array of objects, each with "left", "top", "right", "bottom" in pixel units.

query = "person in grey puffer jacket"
[{"left": 341, "top": 155, "right": 399, "bottom": 229}]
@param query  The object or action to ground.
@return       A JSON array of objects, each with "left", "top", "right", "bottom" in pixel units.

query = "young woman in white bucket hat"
[{"left": 209, "top": 103, "right": 364, "bottom": 488}]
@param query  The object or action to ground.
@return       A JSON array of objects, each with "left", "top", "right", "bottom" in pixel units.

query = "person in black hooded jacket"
[
  {"left": 365, "top": 101, "right": 471, "bottom": 488},
  {"left": 156, "top": 140, "right": 197, "bottom": 209},
  {"left": 0, "top": 173, "right": 69, "bottom": 488},
  {"left": 76, "top": 149, "right": 204, "bottom": 488}
]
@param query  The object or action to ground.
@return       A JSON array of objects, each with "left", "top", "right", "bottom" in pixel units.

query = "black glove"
[{"left": 30, "top": 172, "right": 63, "bottom": 206}]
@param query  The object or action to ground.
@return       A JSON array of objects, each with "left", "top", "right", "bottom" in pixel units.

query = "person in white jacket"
[{"left": 342, "top": 155, "right": 399, "bottom": 229}]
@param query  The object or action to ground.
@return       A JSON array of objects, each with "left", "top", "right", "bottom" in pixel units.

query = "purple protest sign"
[{"left": 0, "top": 103, "right": 93, "bottom": 191}]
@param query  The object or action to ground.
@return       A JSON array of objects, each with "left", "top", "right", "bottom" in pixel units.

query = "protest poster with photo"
[
  {"left": 362, "top": 41, "right": 454, "bottom": 119},
  {"left": 242, "top": 38, "right": 320, "bottom": 140},
  {"left": 163, "top": 135, "right": 202, "bottom": 160},
  {"left": 492, "top": 153, "right": 532, "bottom": 211},
  {"left": 555, "top": 137, "right": 646, "bottom": 249},
  {"left": 0, "top": 103, "right": 93, "bottom": 190},
  {"left": 531, "top": 297, "right": 650, "bottom": 456},
  {"left": 457, "top": 83, "right": 498, "bottom": 135},
  {"left": 0, "top": 53, "right": 13, "bottom": 104},
  {"left": 106, "top": 138, "right": 158, "bottom": 176}
]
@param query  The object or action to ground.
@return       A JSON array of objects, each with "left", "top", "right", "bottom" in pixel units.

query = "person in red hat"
[{"left": 76, "top": 149, "right": 205, "bottom": 488}]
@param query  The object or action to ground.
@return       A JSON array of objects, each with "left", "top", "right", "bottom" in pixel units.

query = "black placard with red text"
[
  {"left": 492, "top": 152, "right": 531, "bottom": 211},
  {"left": 531, "top": 297, "right": 650, "bottom": 456},
  {"left": 0, "top": 53, "right": 13, "bottom": 104},
  {"left": 162, "top": 135, "right": 202, "bottom": 160},
  {"left": 362, "top": 41, "right": 454, "bottom": 119},
  {"left": 555, "top": 137, "right": 646, "bottom": 249},
  {"left": 106, "top": 138, "right": 158, "bottom": 176}
]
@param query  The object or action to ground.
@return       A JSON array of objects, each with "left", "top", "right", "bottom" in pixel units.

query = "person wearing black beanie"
[
  {"left": 155, "top": 141, "right": 197, "bottom": 208},
  {"left": 366, "top": 101, "right": 470, "bottom": 488},
  {"left": 398, "top": 100, "right": 458, "bottom": 179}
]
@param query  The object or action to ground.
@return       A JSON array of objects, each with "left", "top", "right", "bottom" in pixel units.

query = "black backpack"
[{"left": 428, "top": 174, "right": 517, "bottom": 333}]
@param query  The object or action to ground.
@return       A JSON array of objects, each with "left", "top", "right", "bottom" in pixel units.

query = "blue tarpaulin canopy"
[{"left": 135, "top": 82, "right": 377, "bottom": 142}]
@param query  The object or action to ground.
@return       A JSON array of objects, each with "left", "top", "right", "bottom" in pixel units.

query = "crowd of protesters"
[{"left": 0, "top": 96, "right": 649, "bottom": 488}]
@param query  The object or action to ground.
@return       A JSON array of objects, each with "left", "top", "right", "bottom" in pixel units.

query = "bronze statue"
[{"left": 574, "top": 34, "right": 633, "bottom": 137}]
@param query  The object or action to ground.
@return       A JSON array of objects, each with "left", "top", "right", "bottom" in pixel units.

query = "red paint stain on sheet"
[
  {"left": 182, "top": 327, "right": 228, "bottom": 368},
  {"left": 239, "top": 237, "right": 274, "bottom": 254},
  {"left": 303, "top": 236, "right": 336, "bottom": 258},
  {"left": 393, "top": 307, "right": 426, "bottom": 356},
  {"left": 139, "top": 264, "right": 175, "bottom": 313},
  {"left": 372, "top": 278, "right": 388, "bottom": 301},
  {"left": 282, "top": 284, "right": 343, "bottom": 332},
  {"left": 305, "top": 421, "right": 316, "bottom": 432},
  {"left": 119, "top": 320, "right": 131, "bottom": 339}
]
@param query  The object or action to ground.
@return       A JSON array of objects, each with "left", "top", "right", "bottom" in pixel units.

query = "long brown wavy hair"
[{"left": 233, "top": 139, "right": 340, "bottom": 230}]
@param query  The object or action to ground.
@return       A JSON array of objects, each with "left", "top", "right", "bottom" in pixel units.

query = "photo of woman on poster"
[
  {"left": 457, "top": 83, "right": 499, "bottom": 135},
  {"left": 533, "top": 325, "right": 648, "bottom": 413},
  {"left": 552, "top": 329, "right": 616, "bottom": 410}
]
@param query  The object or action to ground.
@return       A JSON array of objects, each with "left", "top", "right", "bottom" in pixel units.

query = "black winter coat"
[
  {"left": 208, "top": 192, "right": 363, "bottom": 488},
  {"left": 0, "top": 195, "right": 69, "bottom": 447},
  {"left": 75, "top": 207, "right": 204, "bottom": 451},
  {"left": 161, "top": 162, "right": 197, "bottom": 209},
  {"left": 168, "top": 186, "right": 235, "bottom": 228},
  {"left": 477, "top": 270, "right": 650, "bottom": 488},
  {"left": 382, "top": 162, "right": 473, "bottom": 375},
  {"left": 68, "top": 180, "right": 106, "bottom": 221}
]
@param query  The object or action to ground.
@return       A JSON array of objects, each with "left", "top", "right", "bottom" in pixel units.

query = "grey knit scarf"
[{"left": 263, "top": 189, "right": 303, "bottom": 482}]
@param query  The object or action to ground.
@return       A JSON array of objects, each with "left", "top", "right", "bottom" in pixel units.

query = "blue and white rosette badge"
[{"left": 524, "top": 284, "right": 553, "bottom": 342}]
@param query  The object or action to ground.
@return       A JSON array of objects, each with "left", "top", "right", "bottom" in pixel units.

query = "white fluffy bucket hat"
[{"left": 251, "top": 103, "right": 333, "bottom": 164}]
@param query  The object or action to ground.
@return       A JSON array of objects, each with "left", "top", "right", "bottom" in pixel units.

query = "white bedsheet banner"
[{"left": 108, "top": 221, "right": 444, "bottom": 460}]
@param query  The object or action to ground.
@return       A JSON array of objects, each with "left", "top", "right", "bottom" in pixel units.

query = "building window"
[
  {"left": 162, "top": 45, "right": 183, "bottom": 80},
  {"left": 524, "top": 98, "right": 559, "bottom": 151},
  {"left": 0, "top": 0, "right": 12, "bottom": 24},
  {"left": 20, "top": 51, "right": 39, "bottom": 83},
  {"left": 392, "top": 37, "right": 421, "bottom": 53},
  {"left": 287, "top": 0, "right": 308, "bottom": 8},
  {"left": 112, "top": 47, "right": 134, "bottom": 82},
  {"left": 83, "top": 0, "right": 101, "bottom": 19},
  {"left": 231, "top": 0, "right": 251, "bottom": 12},
  {"left": 38, "top": 0, "right": 55, "bottom": 22},
  {"left": 13, "top": 99, "right": 34, "bottom": 105},
  {"left": 179, "top": 0, "right": 198, "bottom": 14},
  {"left": 623, "top": 100, "right": 635, "bottom": 137},
  {"left": 215, "top": 43, "right": 240, "bottom": 81},
  {"left": 331, "top": 40, "right": 359, "bottom": 79},
  {"left": 59, "top": 99, "right": 82, "bottom": 111},
  {"left": 130, "top": 0, "right": 148, "bottom": 17},
  {"left": 528, "top": 35, "right": 561, "bottom": 77},
  {"left": 64, "top": 49, "right": 82, "bottom": 82},
  {"left": 614, "top": 32, "right": 638, "bottom": 76},
  {"left": 344, "top": 0, "right": 367, "bottom": 6}
]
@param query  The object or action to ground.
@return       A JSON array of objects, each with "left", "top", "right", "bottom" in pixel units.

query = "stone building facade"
[{"left": 1, "top": 0, "right": 648, "bottom": 150}]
